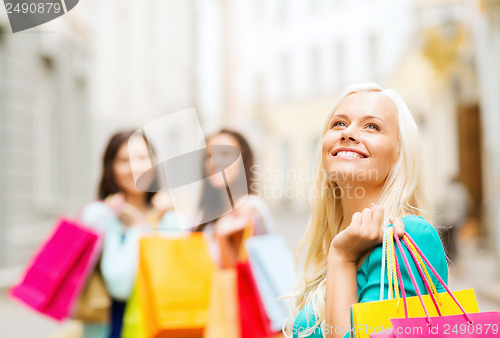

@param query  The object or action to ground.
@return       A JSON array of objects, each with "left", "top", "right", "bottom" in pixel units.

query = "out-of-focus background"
[{"left": 1, "top": 0, "right": 500, "bottom": 336}]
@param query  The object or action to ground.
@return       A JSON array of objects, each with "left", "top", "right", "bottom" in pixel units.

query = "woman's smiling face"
[{"left": 322, "top": 91, "right": 400, "bottom": 186}]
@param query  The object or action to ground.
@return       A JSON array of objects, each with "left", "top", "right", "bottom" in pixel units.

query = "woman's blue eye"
[
  {"left": 331, "top": 121, "right": 346, "bottom": 128},
  {"left": 366, "top": 123, "right": 380, "bottom": 131}
]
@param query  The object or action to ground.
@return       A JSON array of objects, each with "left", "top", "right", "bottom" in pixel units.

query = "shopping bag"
[
  {"left": 351, "top": 227, "right": 480, "bottom": 338},
  {"left": 369, "top": 231, "right": 500, "bottom": 337},
  {"left": 204, "top": 269, "right": 240, "bottom": 338},
  {"left": 9, "top": 217, "right": 102, "bottom": 321},
  {"left": 72, "top": 264, "right": 111, "bottom": 323},
  {"left": 237, "top": 261, "right": 277, "bottom": 338},
  {"left": 121, "top": 285, "right": 144, "bottom": 338},
  {"left": 233, "top": 222, "right": 277, "bottom": 338},
  {"left": 138, "top": 233, "right": 216, "bottom": 337},
  {"left": 245, "top": 235, "right": 296, "bottom": 332}
]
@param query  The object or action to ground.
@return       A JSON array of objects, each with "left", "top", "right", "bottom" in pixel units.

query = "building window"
[
  {"left": 334, "top": 40, "right": 346, "bottom": 87},
  {"left": 33, "top": 55, "right": 60, "bottom": 211},
  {"left": 254, "top": 0, "right": 265, "bottom": 20},
  {"left": 310, "top": 46, "right": 321, "bottom": 95},
  {"left": 368, "top": 33, "right": 378, "bottom": 80},
  {"left": 253, "top": 73, "right": 266, "bottom": 110},
  {"left": 277, "top": 0, "right": 289, "bottom": 23},
  {"left": 279, "top": 53, "right": 292, "bottom": 100}
]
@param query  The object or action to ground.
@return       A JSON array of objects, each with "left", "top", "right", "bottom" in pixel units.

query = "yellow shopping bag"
[
  {"left": 138, "top": 233, "right": 216, "bottom": 338},
  {"left": 121, "top": 285, "right": 144, "bottom": 338},
  {"left": 203, "top": 269, "right": 241, "bottom": 338},
  {"left": 351, "top": 289, "right": 479, "bottom": 338}
]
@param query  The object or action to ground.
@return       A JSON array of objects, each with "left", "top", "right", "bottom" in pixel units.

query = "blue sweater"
[{"left": 292, "top": 215, "right": 448, "bottom": 338}]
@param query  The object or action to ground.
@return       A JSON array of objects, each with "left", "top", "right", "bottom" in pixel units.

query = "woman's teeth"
[{"left": 336, "top": 151, "right": 365, "bottom": 159}]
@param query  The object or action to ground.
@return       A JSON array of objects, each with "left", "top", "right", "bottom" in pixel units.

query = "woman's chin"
[{"left": 325, "top": 167, "right": 371, "bottom": 182}]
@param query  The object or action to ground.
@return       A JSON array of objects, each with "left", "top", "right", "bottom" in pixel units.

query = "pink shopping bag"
[
  {"left": 9, "top": 217, "right": 103, "bottom": 321},
  {"left": 371, "top": 231, "right": 500, "bottom": 337}
]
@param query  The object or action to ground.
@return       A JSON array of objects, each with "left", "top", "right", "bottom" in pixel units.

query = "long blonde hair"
[{"left": 283, "top": 83, "right": 428, "bottom": 337}]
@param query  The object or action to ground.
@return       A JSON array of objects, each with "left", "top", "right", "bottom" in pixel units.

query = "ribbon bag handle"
[
  {"left": 404, "top": 235, "right": 440, "bottom": 302},
  {"left": 393, "top": 231, "right": 473, "bottom": 327},
  {"left": 401, "top": 233, "right": 473, "bottom": 324},
  {"left": 380, "top": 225, "right": 440, "bottom": 301}
]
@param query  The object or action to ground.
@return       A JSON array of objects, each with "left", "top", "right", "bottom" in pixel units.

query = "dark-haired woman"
[
  {"left": 195, "top": 128, "right": 275, "bottom": 269},
  {"left": 78, "top": 130, "right": 176, "bottom": 338}
]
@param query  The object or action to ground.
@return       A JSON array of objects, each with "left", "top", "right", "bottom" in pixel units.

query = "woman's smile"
[{"left": 331, "top": 147, "right": 369, "bottom": 159}]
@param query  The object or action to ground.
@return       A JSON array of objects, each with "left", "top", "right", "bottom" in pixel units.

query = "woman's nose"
[{"left": 340, "top": 128, "right": 359, "bottom": 143}]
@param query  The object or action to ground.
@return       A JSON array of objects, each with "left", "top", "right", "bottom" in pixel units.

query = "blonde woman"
[{"left": 286, "top": 83, "right": 448, "bottom": 338}]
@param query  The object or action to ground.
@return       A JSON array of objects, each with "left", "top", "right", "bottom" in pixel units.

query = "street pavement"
[{"left": 0, "top": 209, "right": 498, "bottom": 337}]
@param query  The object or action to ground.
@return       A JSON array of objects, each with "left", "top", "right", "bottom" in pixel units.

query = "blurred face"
[
  {"left": 322, "top": 91, "right": 400, "bottom": 187},
  {"left": 205, "top": 133, "right": 243, "bottom": 187},
  {"left": 113, "top": 136, "right": 152, "bottom": 195}
]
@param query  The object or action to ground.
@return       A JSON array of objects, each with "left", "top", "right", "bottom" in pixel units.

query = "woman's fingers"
[
  {"left": 351, "top": 211, "right": 362, "bottom": 229},
  {"left": 389, "top": 217, "right": 405, "bottom": 237},
  {"left": 361, "top": 208, "right": 373, "bottom": 229}
]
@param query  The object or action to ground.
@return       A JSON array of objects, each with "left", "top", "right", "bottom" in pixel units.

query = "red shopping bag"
[
  {"left": 9, "top": 218, "right": 102, "bottom": 321},
  {"left": 237, "top": 261, "right": 276, "bottom": 338},
  {"left": 371, "top": 231, "right": 500, "bottom": 337}
]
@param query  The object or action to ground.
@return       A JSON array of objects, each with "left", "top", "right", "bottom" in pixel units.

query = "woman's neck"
[
  {"left": 338, "top": 182, "right": 385, "bottom": 230},
  {"left": 123, "top": 192, "right": 149, "bottom": 212}
]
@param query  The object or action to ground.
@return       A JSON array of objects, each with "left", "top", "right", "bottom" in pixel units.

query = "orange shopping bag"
[{"left": 138, "top": 233, "right": 216, "bottom": 337}]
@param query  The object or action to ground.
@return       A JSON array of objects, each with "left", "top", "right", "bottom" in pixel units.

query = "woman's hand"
[
  {"left": 105, "top": 193, "right": 148, "bottom": 227},
  {"left": 329, "top": 205, "right": 405, "bottom": 264},
  {"left": 151, "top": 191, "right": 174, "bottom": 219},
  {"left": 213, "top": 212, "right": 248, "bottom": 237},
  {"left": 213, "top": 203, "right": 256, "bottom": 237}
]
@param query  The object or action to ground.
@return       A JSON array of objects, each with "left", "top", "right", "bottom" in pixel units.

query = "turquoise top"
[{"left": 292, "top": 215, "right": 448, "bottom": 338}]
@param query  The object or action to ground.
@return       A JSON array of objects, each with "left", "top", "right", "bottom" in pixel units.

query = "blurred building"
[
  {"left": 0, "top": 11, "right": 91, "bottom": 286},
  {"left": 2, "top": 0, "right": 500, "bottom": 287},
  {"left": 201, "top": 0, "right": 500, "bottom": 268},
  {"left": 469, "top": 0, "right": 500, "bottom": 267},
  {"left": 87, "top": 0, "right": 198, "bottom": 187},
  {"left": 201, "top": 0, "right": 421, "bottom": 212},
  {"left": 390, "top": 0, "right": 500, "bottom": 267}
]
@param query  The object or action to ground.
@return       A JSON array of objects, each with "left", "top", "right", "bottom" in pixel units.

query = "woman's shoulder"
[
  {"left": 361, "top": 215, "right": 445, "bottom": 272},
  {"left": 400, "top": 215, "right": 441, "bottom": 244}
]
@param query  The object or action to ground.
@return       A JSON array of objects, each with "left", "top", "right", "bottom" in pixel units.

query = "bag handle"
[
  {"left": 404, "top": 237, "right": 439, "bottom": 297},
  {"left": 393, "top": 229, "right": 408, "bottom": 318},
  {"left": 380, "top": 226, "right": 440, "bottom": 303},
  {"left": 380, "top": 227, "right": 389, "bottom": 300},
  {"left": 393, "top": 231, "right": 474, "bottom": 326},
  {"left": 381, "top": 227, "right": 401, "bottom": 303},
  {"left": 401, "top": 233, "right": 473, "bottom": 323},
  {"left": 392, "top": 231, "right": 433, "bottom": 326},
  {"left": 237, "top": 221, "right": 254, "bottom": 262}
]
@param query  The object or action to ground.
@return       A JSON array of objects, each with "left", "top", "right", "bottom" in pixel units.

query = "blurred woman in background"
[
  {"left": 195, "top": 128, "right": 275, "bottom": 268},
  {"left": 79, "top": 130, "right": 174, "bottom": 338}
]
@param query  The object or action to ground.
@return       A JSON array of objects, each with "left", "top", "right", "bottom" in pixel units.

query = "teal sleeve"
[{"left": 357, "top": 215, "right": 449, "bottom": 304}]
